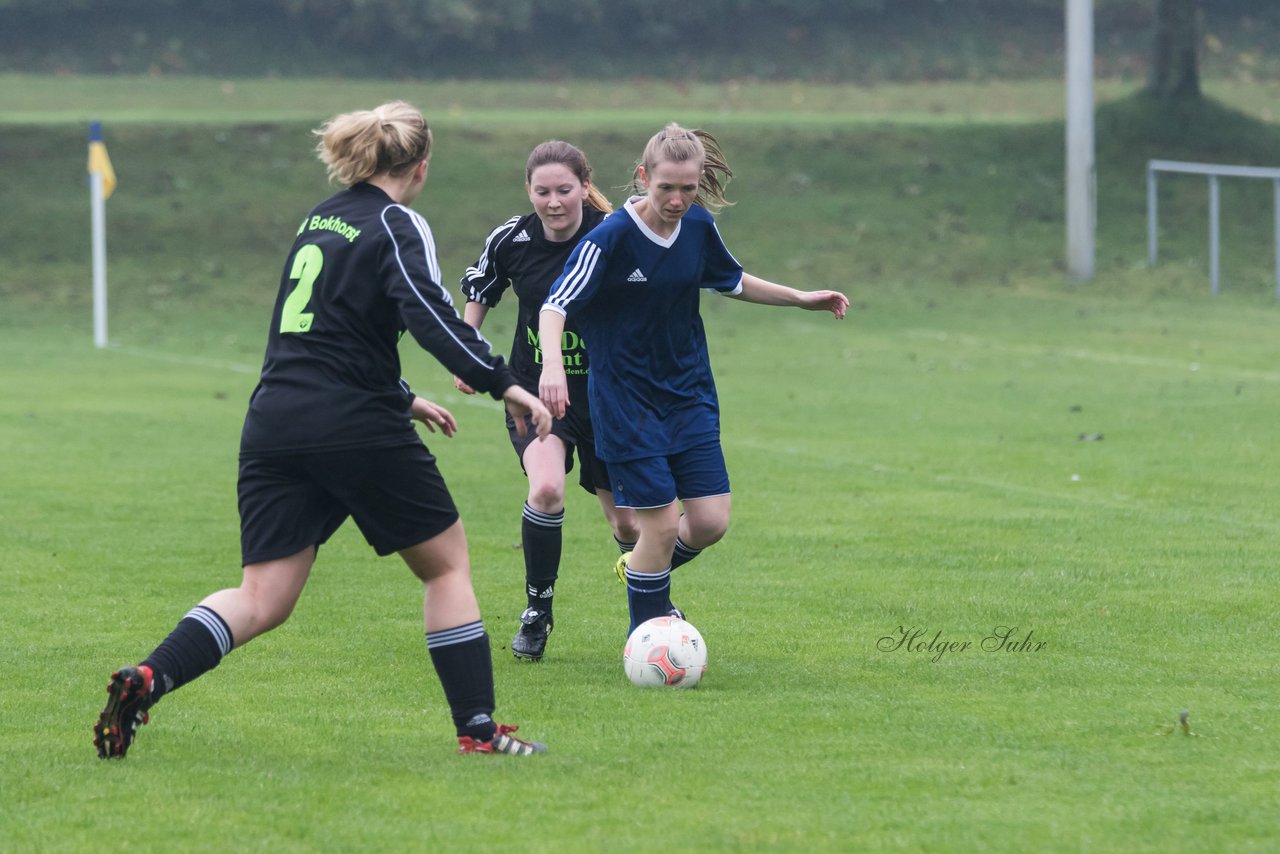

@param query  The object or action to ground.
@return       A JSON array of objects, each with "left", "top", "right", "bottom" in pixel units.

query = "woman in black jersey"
[
  {"left": 457, "top": 141, "right": 639, "bottom": 661},
  {"left": 94, "top": 101, "right": 550, "bottom": 758}
]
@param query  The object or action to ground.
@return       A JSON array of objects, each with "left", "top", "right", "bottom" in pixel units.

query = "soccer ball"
[{"left": 623, "top": 616, "right": 707, "bottom": 688}]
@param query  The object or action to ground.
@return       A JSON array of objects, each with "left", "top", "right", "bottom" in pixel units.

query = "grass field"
[
  {"left": 4, "top": 73, "right": 1280, "bottom": 126},
  {"left": 2, "top": 78, "right": 1279, "bottom": 852}
]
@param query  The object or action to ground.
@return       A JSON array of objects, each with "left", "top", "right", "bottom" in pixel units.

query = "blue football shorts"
[{"left": 608, "top": 441, "right": 731, "bottom": 510}]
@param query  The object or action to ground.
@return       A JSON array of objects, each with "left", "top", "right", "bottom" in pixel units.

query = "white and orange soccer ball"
[{"left": 623, "top": 616, "right": 707, "bottom": 688}]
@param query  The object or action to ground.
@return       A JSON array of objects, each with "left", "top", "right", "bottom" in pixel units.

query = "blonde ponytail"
[
  {"left": 314, "top": 101, "right": 432, "bottom": 187},
  {"left": 630, "top": 123, "right": 734, "bottom": 213}
]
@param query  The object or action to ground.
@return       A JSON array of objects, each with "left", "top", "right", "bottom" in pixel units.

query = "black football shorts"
[
  {"left": 238, "top": 442, "right": 459, "bottom": 566},
  {"left": 506, "top": 399, "right": 611, "bottom": 495}
]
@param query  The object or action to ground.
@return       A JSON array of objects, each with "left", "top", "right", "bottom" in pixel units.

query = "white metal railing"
[{"left": 1146, "top": 159, "right": 1280, "bottom": 299}]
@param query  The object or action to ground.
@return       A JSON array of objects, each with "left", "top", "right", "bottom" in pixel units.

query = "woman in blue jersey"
[
  {"left": 538, "top": 123, "right": 848, "bottom": 633},
  {"left": 457, "top": 141, "right": 639, "bottom": 662},
  {"left": 94, "top": 102, "right": 550, "bottom": 759}
]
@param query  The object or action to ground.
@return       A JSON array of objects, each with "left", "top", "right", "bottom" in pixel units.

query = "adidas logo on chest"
[
  {"left": 626, "top": 268, "right": 648, "bottom": 283},
  {"left": 512, "top": 230, "right": 531, "bottom": 243}
]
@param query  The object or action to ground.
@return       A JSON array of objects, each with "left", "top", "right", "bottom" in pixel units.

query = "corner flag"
[
  {"left": 88, "top": 121, "right": 115, "bottom": 348},
  {"left": 87, "top": 121, "right": 117, "bottom": 199}
]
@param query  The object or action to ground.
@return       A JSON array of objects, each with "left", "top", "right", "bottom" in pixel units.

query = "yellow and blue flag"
[{"left": 87, "top": 121, "right": 117, "bottom": 199}]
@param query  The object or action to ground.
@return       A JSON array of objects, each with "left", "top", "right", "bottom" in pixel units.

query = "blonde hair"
[
  {"left": 526, "top": 140, "right": 613, "bottom": 214},
  {"left": 630, "top": 123, "right": 734, "bottom": 213},
  {"left": 314, "top": 101, "right": 432, "bottom": 186}
]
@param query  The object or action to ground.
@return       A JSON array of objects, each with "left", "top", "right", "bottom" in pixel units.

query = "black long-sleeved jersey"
[
  {"left": 241, "top": 182, "right": 515, "bottom": 456},
  {"left": 460, "top": 205, "right": 606, "bottom": 394}
]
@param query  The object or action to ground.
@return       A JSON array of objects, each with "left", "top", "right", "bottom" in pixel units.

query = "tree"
[{"left": 1149, "top": 0, "right": 1202, "bottom": 99}]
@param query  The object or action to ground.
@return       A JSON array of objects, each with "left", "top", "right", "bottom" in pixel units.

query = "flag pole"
[
  {"left": 87, "top": 120, "right": 116, "bottom": 349},
  {"left": 91, "top": 163, "right": 108, "bottom": 348}
]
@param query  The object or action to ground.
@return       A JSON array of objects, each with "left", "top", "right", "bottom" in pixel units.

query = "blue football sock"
[{"left": 623, "top": 562, "right": 673, "bottom": 633}]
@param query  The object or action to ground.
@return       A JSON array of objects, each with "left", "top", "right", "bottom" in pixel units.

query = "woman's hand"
[
  {"left": 503, "top": 385, "right": 553, "bottom": 439},
  {"left": 411, "top": 396, "right": 458, "bottom": 438},
  {"left": 800, "top": 289, "right": 849, "bottom": 319},
  {"left": 539, "top": 363, "right": 569, "bottom": 420}
]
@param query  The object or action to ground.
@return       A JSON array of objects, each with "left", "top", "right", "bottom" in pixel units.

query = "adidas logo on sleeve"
[
  {"left": 512, "top": 230, "right": 531, "bottom": 243},
  {"left": 626, "top": 268, "right": 648, "bottom": 282}
]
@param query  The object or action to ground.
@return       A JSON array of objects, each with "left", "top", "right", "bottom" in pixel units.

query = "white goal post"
[{"left": 1146, "top": 159, "right": 1280, "bottom": 299}]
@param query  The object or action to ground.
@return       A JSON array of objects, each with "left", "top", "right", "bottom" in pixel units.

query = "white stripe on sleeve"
[
  {"left": 545, "top": 240, "right": 601, "bottom": 310},
  {"left": 383, "top": 205, "right": 494, "bottom": 372}
]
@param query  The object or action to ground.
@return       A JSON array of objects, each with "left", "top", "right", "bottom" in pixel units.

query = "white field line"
[
  {"left": 902, "top": 328, "right": 1280, "bottom": 382},
  {"left": 107, "top": 345, "right": 503, "bottom": 410},
  {"left": 725, "top": 436, "right": 1280, "bottom": 536},
  {"left": 109, "top": 345, "right": 259, "bottom": 374},
  {"left": 113, "top": 342, "right": 1279, "bottom": 533}
]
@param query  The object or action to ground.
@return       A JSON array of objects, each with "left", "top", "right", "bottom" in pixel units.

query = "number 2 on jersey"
[{"left": 280, "top": 244, "right": 323, "bottom": 333}]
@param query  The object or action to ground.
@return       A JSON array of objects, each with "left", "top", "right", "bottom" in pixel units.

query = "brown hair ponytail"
[{"left": 526, "top": 140, "right": 613, "bottom": 214}]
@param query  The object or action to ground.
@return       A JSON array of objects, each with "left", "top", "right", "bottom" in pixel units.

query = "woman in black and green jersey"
[
  {"left": 94, "top": 101, "right": 550, "bottom": 759},
  {"left": 457, "top": 140, "right": 640, "bottom": 662}
]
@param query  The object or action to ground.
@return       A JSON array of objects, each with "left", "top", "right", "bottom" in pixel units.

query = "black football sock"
[
  {"left": 140, "top": 605, "right": 234, "bottom": 702},
  {"left": 670, "top": 537, "right": 703, "bottom": 570},
  {"left": 522, "top": 503, "right": 563, "bottom": 613},
  {"left": 614, "top": 534, "right": 637, "bottom": 553},
  {"left": 426, "top": 621, "right": 497, "bottom": 740}
]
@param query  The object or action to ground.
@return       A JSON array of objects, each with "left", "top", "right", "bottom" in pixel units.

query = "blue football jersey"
[{"left": 543, "top": 199, "right": 743, "bottom": 462}]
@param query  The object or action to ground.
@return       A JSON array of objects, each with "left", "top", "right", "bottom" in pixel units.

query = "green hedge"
[{"left": 2, "top": 0, "right": 1276, "bottom": 80}]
